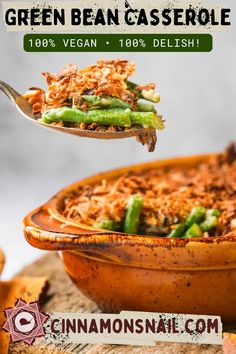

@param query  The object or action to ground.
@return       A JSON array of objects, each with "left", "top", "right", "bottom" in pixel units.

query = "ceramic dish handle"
[{"left": 23, "top": 206, "right": 114, "bottom": 251}]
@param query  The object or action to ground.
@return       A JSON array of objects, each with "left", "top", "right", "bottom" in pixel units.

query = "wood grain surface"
[{"left": 10, "top": 252, "right": 227, "bottom": 354}]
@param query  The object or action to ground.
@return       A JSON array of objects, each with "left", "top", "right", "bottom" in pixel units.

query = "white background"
[{"left": 0, "top": 3, "right": 236, "bottom": 279}]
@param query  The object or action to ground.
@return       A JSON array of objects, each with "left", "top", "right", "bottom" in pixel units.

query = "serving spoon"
[{"left": 0, "top": 80, "right": 157, "bottom": 151}]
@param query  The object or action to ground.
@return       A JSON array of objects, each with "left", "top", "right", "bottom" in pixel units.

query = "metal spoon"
[{"left": 0, "top": 80, "right": 157, "bottom": 151}]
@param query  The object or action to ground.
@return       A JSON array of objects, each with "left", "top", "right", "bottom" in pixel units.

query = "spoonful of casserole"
[{"left": 0, "top": 60, "right": 164, "bottom": 151}]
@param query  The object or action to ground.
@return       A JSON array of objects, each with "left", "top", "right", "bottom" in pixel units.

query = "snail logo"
[{"left": 3, "top": 299, "right": 49, "bottom": 345}]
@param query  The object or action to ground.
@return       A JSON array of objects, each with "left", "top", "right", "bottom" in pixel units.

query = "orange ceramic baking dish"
[{"left": 23, "top": 154, "right": 236, "bottom": 323}]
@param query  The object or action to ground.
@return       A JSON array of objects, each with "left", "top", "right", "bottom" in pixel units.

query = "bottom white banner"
[{"left": 43, "top": 311, "right": 222, "bottom": 346}]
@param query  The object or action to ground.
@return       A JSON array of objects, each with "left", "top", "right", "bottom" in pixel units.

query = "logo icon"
[{"left": 3, "top": 299, "right": 49, "bottom": 345}]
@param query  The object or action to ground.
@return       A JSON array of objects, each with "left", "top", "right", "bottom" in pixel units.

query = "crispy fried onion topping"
[
  {"left": 24, "top": 60, "right": 142, "bottom": 113},
  {"left": 60, "top": 144, "right": 236, "bottom": 237}
]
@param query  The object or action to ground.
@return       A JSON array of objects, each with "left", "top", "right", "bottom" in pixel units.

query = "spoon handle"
[{"left": 0, "top": 80, "right": 20, "bottom": 105}]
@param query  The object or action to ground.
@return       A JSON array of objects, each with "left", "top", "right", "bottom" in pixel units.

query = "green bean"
[
  {"left": 184, "top": 224, "right": 203, "bottom": 238},
  {"left": 126, "top": 81, "right": 138, "bottom": 91},
  {"left": 166, "top": 207, "right": 220, "bottom": 239},
  {"left": 127, "top": 81, "right": 160, "bottom": 103},
  {"left": 82, "top": 96, "right": 156, "bottom": 113},
  {"left": 42, "top": 107, "right": 131, "bottom": 127},
  {"left": 141, "top": 89, "right": 160, "bottom": 103},
  {"left": 206, "top": 209, "right": 220, "bottom": 217},
  {"left": 130, "top": 112, "right": 164, "bottom": 129},
  {"left": 94, "top": 219, "right": 120, "bottom": 231},
  {"left": 167, "top": 223, "right": 186, "bottom": 238},
  {"left": 82, "top": 95, "right": 131, "bottom": 109},
  {"left": 124, "top": 195, "right": 143, "bottom": 234},
  {"left": 185, "top": 206, "right": 206, "bottom": 228},
  {"left": 200, "top": 216, "right": 218, "bottom": 232},
  {"left": 137, "top": 102, "right": 156, "bottom": 113},
  {"left": 42, "top": 107, "right": 164, "bottom": 129}
]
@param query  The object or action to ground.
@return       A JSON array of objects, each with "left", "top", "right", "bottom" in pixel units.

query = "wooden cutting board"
[{"left": 10, "top": 252, "right": 230, "bottom": 353}]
